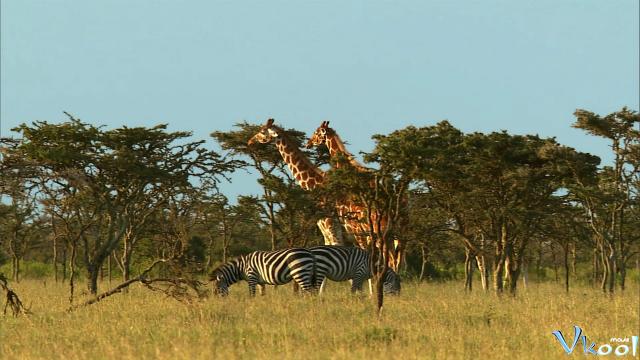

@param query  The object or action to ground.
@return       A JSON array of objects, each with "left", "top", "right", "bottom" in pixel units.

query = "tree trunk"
[
  {"left": 86, "top": 264, "right": 100, "bottom": 296},
  {"left": 122, "top": 249, "right": 133, "bottom": 282},
  {"left": 419, "top": 246, "right": 429, "bottom": 283},
  {"left": 206, "top": 234, "right": 215, "bottom": 270},
  {"left": 268, "top": 201, "right": 276, "bottom": 251},
  {"left": 571, "top": 242, "right": 577, "bottom": 278},
  {"left": 53, "top": 236, "right": 59, "bottom": 283},
  {"left": 121, "top": 233, "right": 136, "bottom": 283},
  {"left": 376, "top": 269, "right": 386, "bottom": 316},
  {"left": 604, "top": 244, "right": 616, "bottom": 295},
  {"left": 12, "top": 257, "right": 20, "bottom": 283},
  {"left": 506, "top": 261, "right": 521, "bottom": 297},
  {"left": 69, "top": 245, "right": 76, "bottom": 304},
  {"left": 601, "top": 248, "right": 608, "bottom": 293},
  {"left": 593, "top": 246, "right": 599, "bottom": 287},
  {"left": 619, "top": 261, "right": 626, "bottom": 292},
  {"left": 493, "top": 259, "right": 505, "bottom": 296},
  {"left": 493, "top": 229, "right": 506, "bottom": 296},
  {"left": 476, "top": 254, "right": 489, "bottom": 291},
  {"left": 464, "top": 246, "right": 474, "bottom": 291},
  {"left": 62, "top": 249, "right": 67, "bottom": 283},
  {"left": 564, "top": 243, "right": 569, "bottom": 294},
  {"left": 476, "top": 233, "right": 490, "bottom": 291},
  {"left": 536, "top": 246, "right": 542, "bottom": 280},
  {"left": 550, "top": 242, "right": 558, "bottom": 282},
  {"left": 564, "top": 243, "right": 570, "bottom": 293},
  {"left": 521, "top": 258, "right": 529, "bottom": 292}
]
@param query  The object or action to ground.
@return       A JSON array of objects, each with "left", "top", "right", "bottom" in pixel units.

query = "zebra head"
[
  {"left": 210, "top": 258, "right": 243, "bottom": 297},
  {"left": 384, "top": 270, "right": 402, "bottom": 296},
  {"left": 210, "top": 272, "right": 229, "bottom": 297}
]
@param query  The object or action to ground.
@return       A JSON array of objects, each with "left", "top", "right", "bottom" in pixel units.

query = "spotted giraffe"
[
  {"left": 305, "top": 121, "right": 405, "bottom": 273},
  {"left": 248, "top": 119, "right": 345, "bottom": 248}
]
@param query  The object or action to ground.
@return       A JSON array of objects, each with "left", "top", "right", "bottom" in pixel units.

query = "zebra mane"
[{"left": 209, "top": 257, "right": 242, "bottom": 281}]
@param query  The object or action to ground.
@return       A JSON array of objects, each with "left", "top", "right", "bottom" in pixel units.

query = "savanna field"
[{"left": 2, "top": 278, "right": 638, "bottom": 360}]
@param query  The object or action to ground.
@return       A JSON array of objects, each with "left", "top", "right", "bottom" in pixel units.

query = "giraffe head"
[
  {"left": 305, "top": 121, "right": 332, "bottom": 149},
  {"left": 248, "top": 118, "right": 279, "bottom": 146}
]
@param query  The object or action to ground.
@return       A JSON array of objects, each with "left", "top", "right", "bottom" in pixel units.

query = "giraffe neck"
[
  {"left": 273, "top": 129, "right": 325, "bottom": 190},
  {"left": 325, "top": 133, "right": 368, "bottom": 170},
  {"left": 324, "top": 129, "right": 403, "bottom": 272}
]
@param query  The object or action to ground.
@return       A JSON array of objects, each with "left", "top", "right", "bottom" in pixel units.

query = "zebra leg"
[
  {"left": 259, "top": 284, "right": 266, "bottom": 296},
  {"left": 248, "top": 276, "right": 259, "bottom": 297},
  {"left": 319, "top": 277, "right": 328, "bottom": 295},
  {"left": 350, "top": 279, "right": 361, "bottom": 293}
]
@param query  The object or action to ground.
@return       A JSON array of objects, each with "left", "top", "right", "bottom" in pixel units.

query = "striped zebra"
[
  {"left": 381, "top": 267, "right": 402, "bottom": 295},
  {"left": 210, "top": 248, "right": 316, "bottom": 296},
  {"left": 311, "top": 245, "right": 401, "bottom": 295}
]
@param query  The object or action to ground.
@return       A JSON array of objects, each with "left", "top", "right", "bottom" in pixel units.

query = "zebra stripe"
[
  {"left": 310, "top": 245, "right": 401, "bottom": 295},
  {"left": 210, "top": 248, "right": 316, "bottom": 296}
]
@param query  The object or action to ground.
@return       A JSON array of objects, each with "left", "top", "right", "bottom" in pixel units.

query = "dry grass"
[{"left": 1, "top": 279, "right": 638, "bottom": 359}]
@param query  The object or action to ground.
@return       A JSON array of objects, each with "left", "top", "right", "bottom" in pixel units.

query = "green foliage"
[{"left": 186, "top": 236, "right": 207, "bottom": 263}]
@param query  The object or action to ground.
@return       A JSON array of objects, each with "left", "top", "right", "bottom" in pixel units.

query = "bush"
[{"left": 23, "top": 262, "right": 54, "bottom": 279}]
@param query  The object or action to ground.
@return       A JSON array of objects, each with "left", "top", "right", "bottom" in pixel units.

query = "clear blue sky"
[{"left": 2, "top": 1, "right": 639, "bottom": 200}]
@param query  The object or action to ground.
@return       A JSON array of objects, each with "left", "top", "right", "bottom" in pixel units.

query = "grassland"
[{"left": 1, "top": 278, "right": 638, "bottom": 359}]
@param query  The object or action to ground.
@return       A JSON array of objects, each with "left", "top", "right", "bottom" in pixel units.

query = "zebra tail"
[{"left": 311, "top": 252, "right": 317, "bottom": 293}]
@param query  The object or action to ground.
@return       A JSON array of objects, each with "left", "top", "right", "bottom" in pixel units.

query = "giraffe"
[
  {"left": 247, "top": 119, "right": 345, "bottom": 247},
  {"left": 305, "top": 120, "right": 405, "bottom": 273}
]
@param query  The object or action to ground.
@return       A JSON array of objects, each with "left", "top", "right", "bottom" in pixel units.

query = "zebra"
[
  {"left": 380, "top": 266, "right": 402, "bottom": 295},
  {"left": 310, "top": 245, "right": 401, "bottom": 295},
  {"left": 209, "top": 248, "right": 316, "bottom": 297}
]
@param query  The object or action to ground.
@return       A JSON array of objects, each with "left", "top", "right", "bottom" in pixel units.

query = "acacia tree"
[
  {"left": 402, "top": 191, "right": 454, "bottom": 283},
  {"left": 457, "top": 131, "right": 596, "bottom": 296},
  {"left": 570, "top": 107, "right": 640, "bottom": 294},
  {"left": 3, "top": 114, "right": 238, "bottom": 295},
  {"left": 365, "top": 121, "right": 597, "bottom": 297},
  {"left": 0, "top": 139, "right": 47, "bottom": 282},
  {"left": 195, "top": 188, "right": 261, "bottom": 265}
]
